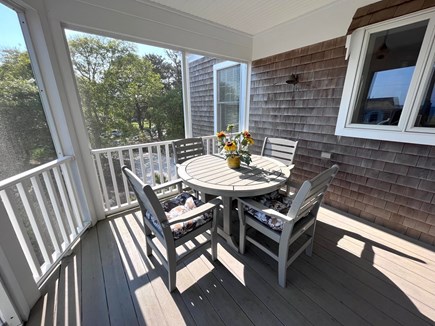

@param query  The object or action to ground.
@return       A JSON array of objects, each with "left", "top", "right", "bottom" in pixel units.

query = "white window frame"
[
  {"left": 336, "top": 8, "right": 435, "bottom": 146},
  {"left": 213, "top": 61, "right": 247, "bottom": 133}
]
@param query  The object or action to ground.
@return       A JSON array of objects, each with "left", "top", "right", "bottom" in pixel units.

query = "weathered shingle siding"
[
  {"left": 189, "top": 57, "right": 224, "bottom": 137},
  {"left": 250, "top": 36, "right": 435, "bottom": 245},
  {"left": 348, "top": 0, "right": 435, "bottom": 34}
]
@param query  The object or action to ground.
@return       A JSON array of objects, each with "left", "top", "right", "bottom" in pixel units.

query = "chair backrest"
[
  {"left": 122, "top": 166, "right": 168, "bottom": 229},
  {"left": 288, "top": 165, "right": 339, "bottom": 222},
  {"left": 172, "top": 137, "right": 204, "bottom": 164},
  {"left": 261, "top": 137, "right": 298, "bottom": 166}
]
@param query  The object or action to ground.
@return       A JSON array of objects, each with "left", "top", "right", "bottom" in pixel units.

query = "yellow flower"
[
  {"left": 224, "top": 141, "right": 237, "bottom": 151},
  {"left": 246, "top": 137, "right": 254, "bottom": 145}
]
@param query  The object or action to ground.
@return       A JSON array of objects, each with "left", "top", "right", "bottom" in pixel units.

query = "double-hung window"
[
  {"left": 213, "top": 61, "right": 247, "bottom": 132},
  {"left": 336, "top": 9, "right": 435, "bottom": 146}
]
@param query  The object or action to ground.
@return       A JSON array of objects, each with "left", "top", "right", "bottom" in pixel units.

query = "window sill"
[{"left": 335, "top": 125, "right": 435, "bottom": 146}]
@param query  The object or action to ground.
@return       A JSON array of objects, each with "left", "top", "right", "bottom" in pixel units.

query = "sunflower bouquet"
[{"left": 216, "top": 124, "right": 254, "bottom": 166}]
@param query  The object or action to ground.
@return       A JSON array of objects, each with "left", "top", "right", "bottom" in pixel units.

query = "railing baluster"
[
  {"left": 128, "top": 148, "right": 134, "bottom": 173},
  {"left": 165, "top": 143, "right": 172, "bottom": 181},
  {"left": 212, "top": 138, "right": 217, "bottom": 154},
  {"left": 157, "top": 144, "right": 164, "bottom": 189},
  {"left": 89, "top": 136, "right": 219, "bottom": 213},
  {"left": 95, "top": 153, "right": 110, "bottom": 211},
  {"left": 118, "top": 149, "right": 130, "bottom": 205},
  {"left": 42, "top": 171, "right": 69, "bottom": 248},
  {"left": 0, "top": 189, "right": 42, "bottom": 279},
  {"left": 0, "top": 156, "right": 88, "bottom": 285},
  {"left": 139, "top": 147, "right": 146, "bottom": 183},
  {"left": 16, "top": 182, "right": 52, "bottom": 266},
  {"left": 53, "top": 165, "right": 76, "bottom": 239},
  {"left": 148, "top": 145, "right": 156, "bottom": 186},
  {"left": 107, "top": 151, "right": 121, "bottom": 208},
  {"left": 30, "top": 176, "right": 61, "bottom": 255}
]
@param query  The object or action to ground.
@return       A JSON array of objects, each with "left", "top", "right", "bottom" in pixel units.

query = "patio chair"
[
  {"left": 172, "top": 137, "right": 204, "bottom": 164},
  {"left": 237, "top": 165, "right": 339, "bottom": 287},
  {"left": 261, "top": 137, "right": 298, "bottom": 196},
  {"left": 172, "top": 137, "right": 205, "bottom": 196},
  {"left": 122, "top": 166, "right": 222, "bottom": 292}
]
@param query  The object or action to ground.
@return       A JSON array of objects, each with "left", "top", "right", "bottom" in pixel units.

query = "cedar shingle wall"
[
  {"left": 348, "top": 0, "right": 435, "bottom": 34},
  {"left": 189, "top": 57, "right": 224, "bottom": 137},
  {"left": 250, "top": 35, "right": 435, "bottom": 245}
]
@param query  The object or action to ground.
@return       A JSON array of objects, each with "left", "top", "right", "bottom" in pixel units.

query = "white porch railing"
[
  {"left": 91, "top": 134, "right": 220, "bottom": 214},
  {"left": 0, "top": 156, "right": 89, "bottom": 285}
]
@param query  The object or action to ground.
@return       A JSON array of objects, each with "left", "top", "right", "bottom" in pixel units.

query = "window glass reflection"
[
  {"left": 352, "top": 20, "right": 428, "bottom": 126},
  {"left": 415, "top": 64, "right": 435, "bottom": 128}
]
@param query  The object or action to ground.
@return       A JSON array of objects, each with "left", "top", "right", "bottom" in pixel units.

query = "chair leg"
[
  {"left": 305, "top": 238, "right": 314, "bottom": 256},
  {"left": 177, "top": 183, "right": 183, "bottom": 193},
  {"left": 211, "top": 208, "right": 218, "bottom": 261},
  {"left": 237, "top": 201, "right": 247, "bottom": 254},
  {"left": 167, "top": 250, "right": 177, "bottom": 292},
  {"left": 144, "top": 224, "right": 152, "bottom": 257},
  {"left": 278, "top": 240, "right": 290, "bottom": 288},
  {"left": 305, "top": 223, "right": 316, "bottom": 256},
  {"left": 278, "top": 258, "right": 288, "bottom": 287}
]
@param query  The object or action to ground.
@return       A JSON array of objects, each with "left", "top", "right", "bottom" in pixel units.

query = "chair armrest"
[
  {"left": 237, "top": 197, "right": 294, "bottom": 224},
  {"left": 162, "top": 197, "right": 222, "bottom": 227},
  {"left": 151, "top": 178, "right": 183, "bottom": 192}
]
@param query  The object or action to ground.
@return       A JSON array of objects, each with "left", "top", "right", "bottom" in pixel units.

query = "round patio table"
[{"left": 177, "top": 154, "right": 290, "bottom": 250}]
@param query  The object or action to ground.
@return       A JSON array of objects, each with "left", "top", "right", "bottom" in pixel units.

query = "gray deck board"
[
  {"left": 56, "top": 244, "right": 81, "bottom": 326},
  {"left": 80, "top": 227, "right": 110, "bottom": 326},
  {"left": 125, "top": 212, "right": 196, "bottom": 326},
  {"left": 112, "top": 215, "right": 168, "bottom": 326},
  {"left": 183, "top": 254, "right": 255, "bottom": 326},
  {"left": 210, "top": 247, "right": 311, "bottom": 326},
  {"left": 196, "top": 252, "right": 285, "bottom": 326},
  {"left": 26, "top": 206, "right": 435, "bottom": 326},
  {"left": 176, "top": 264, "right": 225, "bottom": 326},
  {"left": 305, "top": 241, "right": 433, "bottom": 326},
  {"left": 97, "top": 220, "right": 138, "bottom": 326}
]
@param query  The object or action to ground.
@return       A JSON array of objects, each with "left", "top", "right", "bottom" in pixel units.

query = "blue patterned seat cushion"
[
  {"left": 145, "top": 192, "right": 212, "bottom": 239},
  {"left": 244, "top": 191, "right": 293, "bottom": 232}
]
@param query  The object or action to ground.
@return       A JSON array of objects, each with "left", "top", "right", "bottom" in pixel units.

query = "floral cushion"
[
  {"left": 145, "top": 192, "right": 212, "bottom": 239},
  {"left": 244, "top": 191, "right": 293, "bottom": 232}
]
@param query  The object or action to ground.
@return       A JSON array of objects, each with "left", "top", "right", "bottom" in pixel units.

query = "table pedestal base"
[
  {"left": 205, "top": 193, "right": 239, "bottom": 252},
  {"left": 217, "top": 227, "right": 238, "bottom": 252},
  {"left": 220, "top": 196, "right": 239, "bottom": 252}
]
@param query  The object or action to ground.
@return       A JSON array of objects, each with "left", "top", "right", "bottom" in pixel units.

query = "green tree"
[
  {"left": 103, "top": 53, "right": 163, "bottom": 137},
  {"left": 151, "top": 88, "right": 184, "bottom": 140},
  {"left": 68, "top": 36, "right": 135, "bottom": 148},
  {"left": 0, "top": 49, "right": 55, "bottom": 178},
  {"left": 67, "top": 34, "right": 185, "bottom": 147},
  {"left": 146, "top": 50, "right": 184, "bottom": 139}
]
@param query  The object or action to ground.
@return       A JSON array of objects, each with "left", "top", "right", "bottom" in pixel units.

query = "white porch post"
[
  {"left": 0, "top": 201, "right": 39, "bottom": 323},
  {"left": 21, "top": 1, "right": 105, "bottom": 223},
  {"left": 181, "top": 51, "right": 193, "bottom": 138},
  {"left": 244, "top": 62, "right": 252, "bottom": 131}
]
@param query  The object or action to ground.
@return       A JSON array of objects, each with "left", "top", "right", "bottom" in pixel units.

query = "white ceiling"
[{"left": 145, "top": 0, "right": 341, "bottom": 35}]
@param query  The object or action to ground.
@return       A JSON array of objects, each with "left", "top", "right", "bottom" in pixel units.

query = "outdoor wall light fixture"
[
  {"left": 273, "top": 74, "right": 299, "bottom": 87},
  {"left": 285, "top": 74, "right": 299, "bottom": 85},
  {"left": 375, "top": 32, "right": 389, "bottom": 60}
]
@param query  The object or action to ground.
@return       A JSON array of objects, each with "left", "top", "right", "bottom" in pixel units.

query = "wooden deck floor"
[{"left": 26, "top": 206, "right": 435, "bottom": 325}]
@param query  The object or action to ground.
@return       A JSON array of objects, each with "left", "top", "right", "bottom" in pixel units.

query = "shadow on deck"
[{"left": 26, "top": 206, "right": 435, "bottom": 325}]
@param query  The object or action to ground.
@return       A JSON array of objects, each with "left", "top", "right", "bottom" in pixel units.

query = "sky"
[
  {"left": 0, "top": 3, "right": 26, "bottom": 50},
  {"left": 369, "top": 66, "right": 415, "bottom": 105},
  {"left": 0, "top": 2, "right": 169, "bottom": 58}
]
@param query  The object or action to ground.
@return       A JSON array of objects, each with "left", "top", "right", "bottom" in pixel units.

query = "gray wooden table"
[{"left": 177, "top": 154, "right": 290, "bottom": 250}]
